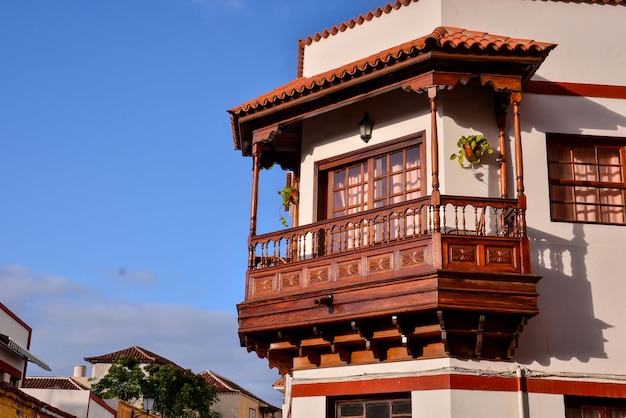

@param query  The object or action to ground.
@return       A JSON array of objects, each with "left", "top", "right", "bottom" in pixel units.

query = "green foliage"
[
  {"left": 450, "top": 134, "right": 494, "bottom": 168},
  {"left": 278, "top": 185, "right": 296, "bottom": 227},
  {"left": 91, "top": 357, "right": 220, "bottom": 418},
  {"left": 90, "top": 356, "right": 145, "bottom": 405}
]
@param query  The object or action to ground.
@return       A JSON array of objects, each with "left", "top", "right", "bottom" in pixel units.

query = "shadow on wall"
[{"left": 515, "top": 224, "right": 611, "bottom": 366}]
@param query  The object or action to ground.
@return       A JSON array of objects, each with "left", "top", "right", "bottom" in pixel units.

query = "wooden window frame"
[
  {"left": 565, "top": 395, "right": 626, "bottom": 417},
  {"left": 546, "top": 133, "right": 626, "bottom": 226},
  {"left": 314, "top": 132, "right": 426, "bottom": 222},
  {"left": 327, "top": 394, "right": 411, "bottom": 418}
]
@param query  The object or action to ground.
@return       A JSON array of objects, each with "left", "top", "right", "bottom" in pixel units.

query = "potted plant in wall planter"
[
  {"left": 278, "top": 185, "right": 298, "bottom": 227},
  {"left": 450, "top": 134, "right": 495, "bottom": 168}
]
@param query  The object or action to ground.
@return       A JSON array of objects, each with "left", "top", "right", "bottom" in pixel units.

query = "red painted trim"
[
  {"left": 0, "top": 358, "right": 23, "bottom": 380},
  {"left": 89, "top": 391, "right": 117, "bottom": 414},
  {"left": 525, "top": 80, "right": 626, "bottom": 99},
  {"left": 291, "top": 373, "right": 626, "bottom": 399}
]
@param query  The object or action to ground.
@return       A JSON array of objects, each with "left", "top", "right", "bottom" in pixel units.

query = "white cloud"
[{"left": 0, "top": 265, "right": 283, "bottom": 407}]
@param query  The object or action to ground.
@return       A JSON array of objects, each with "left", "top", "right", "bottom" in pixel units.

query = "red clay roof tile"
[
  {"left": 22, "top": 377, "right": 89, "bottom": 390},
  {"left": 302, "top": 0, "right": 418, "bottom": 46},
  {"left": 83, "top": 345, "right": 180, "bottom": 368},
  {"left": 230, "top": 26, "right": 555, "bottom": 118}
]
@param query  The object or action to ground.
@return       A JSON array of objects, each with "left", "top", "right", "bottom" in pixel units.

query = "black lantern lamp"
[
  {"left": 132, "top": 392, "right": 155, "bottom": 417},
  {"left": 358, "top": 112, "right": 373, "bottom": 142}
]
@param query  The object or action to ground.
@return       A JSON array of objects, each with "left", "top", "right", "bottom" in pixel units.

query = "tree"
[{"left": 91, "top": 356, "right": 220, "bottom": 418}]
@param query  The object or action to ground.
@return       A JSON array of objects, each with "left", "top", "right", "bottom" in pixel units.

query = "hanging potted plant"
[
  {"left": 278, "top": 185, "right": 298, "bottom": 227},
  {"left": 450, "top": 134, "right": 494, "bottom": 168}
]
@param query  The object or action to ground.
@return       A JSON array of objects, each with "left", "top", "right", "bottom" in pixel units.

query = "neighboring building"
[
  {"left": 84, "top": 345, "right": 181, "bottom": 381},
  {"left": 0, "top": 302, "right": 49, "bottom": 387},
  {"left": 0, "top": 302, "right": 77, "bottom": 417},
  {"left": 84, "top": 346, "right": 280, "bottom": 417},
  {"left": 228, "top": 1, "right": 626, "bottom": 417},
  {"left": 22, "top": 371, "right": 116, "bottom": 418},
  {"left": 199, "top": 370, "right": 281, "bottom": 418}
]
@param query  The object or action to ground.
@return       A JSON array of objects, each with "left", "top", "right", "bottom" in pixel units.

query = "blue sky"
[{"left": 0, "top": 0, "right": 386, "bottom": 406}]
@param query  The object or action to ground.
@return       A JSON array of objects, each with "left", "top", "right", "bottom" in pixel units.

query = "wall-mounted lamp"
[
  {"left": 358, "top": 112, "right": 373, "bottom": 142},
  {"left": 131, "top": 392, "right": 155, "bottom": 418}
]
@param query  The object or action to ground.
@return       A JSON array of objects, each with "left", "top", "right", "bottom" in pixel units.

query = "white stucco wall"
[{"left": 302, "top": 0, "right": 625, "bottom": 86}]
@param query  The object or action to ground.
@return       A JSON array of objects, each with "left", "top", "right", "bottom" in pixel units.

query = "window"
[
  {"left": 565, "top": 396, "right": 626, "bottom": 417},
  {"left": 249, "top": 408, "right": 256, "bottom": 418},
  {"left": 336, "top": 398, "right": 411, "bottom": 418},
  {"left": 318, "top": 134, "right": 424, "bottom": 220},
  {"left": 547, "top": 133, "right": 626, "bottom": 225}
]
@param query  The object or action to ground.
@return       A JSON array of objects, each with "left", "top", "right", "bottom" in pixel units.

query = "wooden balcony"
[{"left": 238, "top": 195, "right": 540, "bottom": 374}]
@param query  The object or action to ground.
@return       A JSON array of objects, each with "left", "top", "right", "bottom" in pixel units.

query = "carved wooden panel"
[
  {"left": 486, "top": 247, "right": 513, "bottom": 266},
  {"left": 337, "top": 259, "right": 361, "bottom": 280},
  {"left": 309, "top": 267, "right": 330, "bottom": 285},
  {"left": 252, "top": 275, "right": 275, "bottom": 296},
  {"left": 449, "top": 245, "right": 476, "bottom": 263},
  {"left": 367, "top": 253, "right": 393, "bottom": 274},
  {"left": 280, "top": 271, "right": 301, "bottom": 290},
  {"left": 400, "top": 247, "right": 427, "bottom": 269}
]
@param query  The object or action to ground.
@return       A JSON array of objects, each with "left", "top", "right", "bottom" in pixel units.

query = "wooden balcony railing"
[{"left": 248, "top": 195, "right": 524, "bottom": 271}]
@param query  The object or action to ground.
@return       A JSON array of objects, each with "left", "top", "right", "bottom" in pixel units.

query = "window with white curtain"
[{"left": 547, "top": 133, "right": 626, "bottom": 225}]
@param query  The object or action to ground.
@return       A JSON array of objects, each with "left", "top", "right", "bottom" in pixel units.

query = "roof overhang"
[
  {"left": 0, "top": 334, "right": 51, "bottom": 371},
  {"left": 227, "top": 26, "right": 556, "bottom": 169}
]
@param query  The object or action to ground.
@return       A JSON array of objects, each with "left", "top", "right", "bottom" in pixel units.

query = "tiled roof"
[
  {"left": 83, "top": 346, "right": 180, "bottom": 367},
  {"left": 302, "top": 0, "right": 418, "bottom": 45},
  {"left": 198, "top": 370, "right": 280, "bottom": 410},
  {"left": 22, "top": 377, "right": 89, "bottom": 390},
  {"left": 230, "top": 26, "right": 555, "bottom": 123}
]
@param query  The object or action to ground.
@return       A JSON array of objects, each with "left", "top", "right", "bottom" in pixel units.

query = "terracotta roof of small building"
[
  {"left": 83, "top": 346, "right": 180, "bottom": 367},
  {"left": 229, "top": 26, "right": 556, "bottom": 149},
  {"left": 198, "top": 370, "right": 280, "bottom": 411},
  {"left": 22, "top": 376, "right": 89, "bottom": 390}
]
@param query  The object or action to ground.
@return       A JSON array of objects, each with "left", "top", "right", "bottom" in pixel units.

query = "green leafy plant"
[
  {"left": 278, "top": 185, "right": 297, "bottom": 227},
  {"left": 450, "top": 134, "right": 494, "bottom": 168}
]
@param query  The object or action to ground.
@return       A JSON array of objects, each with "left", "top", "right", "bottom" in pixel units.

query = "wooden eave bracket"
[
  {"left": 252, "top": 124, "right": 283, "bottom": 147},
  {"left": 480, "top": 74, "right": 522, "bottom": 93},
  {"left": 401, "top": 71, "right": 472, "bottom": 93}
]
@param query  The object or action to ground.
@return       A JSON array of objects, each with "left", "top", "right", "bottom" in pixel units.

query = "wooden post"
[
  {"left": 428, "top": 86, "right": 441, "bottom": 233},
  {"left": 496, "top": 94, "right": 509, "bottom": 199},
  {"left": 249, "top": 142, "right": 261, "bottom": 236}
]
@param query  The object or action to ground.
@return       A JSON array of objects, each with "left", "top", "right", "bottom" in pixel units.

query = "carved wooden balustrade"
[{"left": 245, "top": 195, "right": 527, "bottom": 299}]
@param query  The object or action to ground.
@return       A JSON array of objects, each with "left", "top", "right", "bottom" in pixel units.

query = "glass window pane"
[
  {"left": 598, "top": 148, "right": 620, "bottom": 165},
  {"left": 391, "top": 173, "right": 404, "bottom": 195},
  {"left": 348, "top": 186, "right": 362, "bottom": 206},
  {"left": 573, "top": 163, "right": 597, "bottom": 182},
  {"left": 599, "top": 164, "right": 622, "bottom": 183},
  {"left": 552, "top": 185, "right": 574, "bottom": 202},
  {"left": 573, "top": 147, "right": 596, "bottom": 164},
  {"left": 548, "top": 144, "right": 571, "bottom": 162},
  {"left": 349, "top": 166, "right": 362, "bottom": 185},
  {"left": 334, "top": 170, "right": 346, "bottom": 188},
  {"left": 374, "top": 157, "right": 387, "bottom": 176},
  {"left": 340, "top": 404, "right": 364, "bottom": 417},
  {"left": 575, "top": 187, "right": 599, "bottom": 203},
  {"left": 552, "top": 202, "right": 575, "bottom": 221},
  {"left": 612, "top": 409, "right": 626, "bottom": 418},
  {"left": 575, "top": 203, "right": 599, "bottom": 222},
  {"left": 406, "top": 147, "right": 419, "bottom": 168},
  {"left": 365, "top": 403, "right": 389, "bottom": 418},
  {"left": 392, "top": 401, "right": 411, "bottom": 414},
  {"left": 390, "top": 151, "right": 403, "bottom": 172},
  {"left": 550, "top": 162, "right": 573, "bottom": 180},
  {"left": 334, "top": 191, "right": 345, "bottom": 210},
  {"left": 374, "top": 179, "right": 387, "bottom": 199}
]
